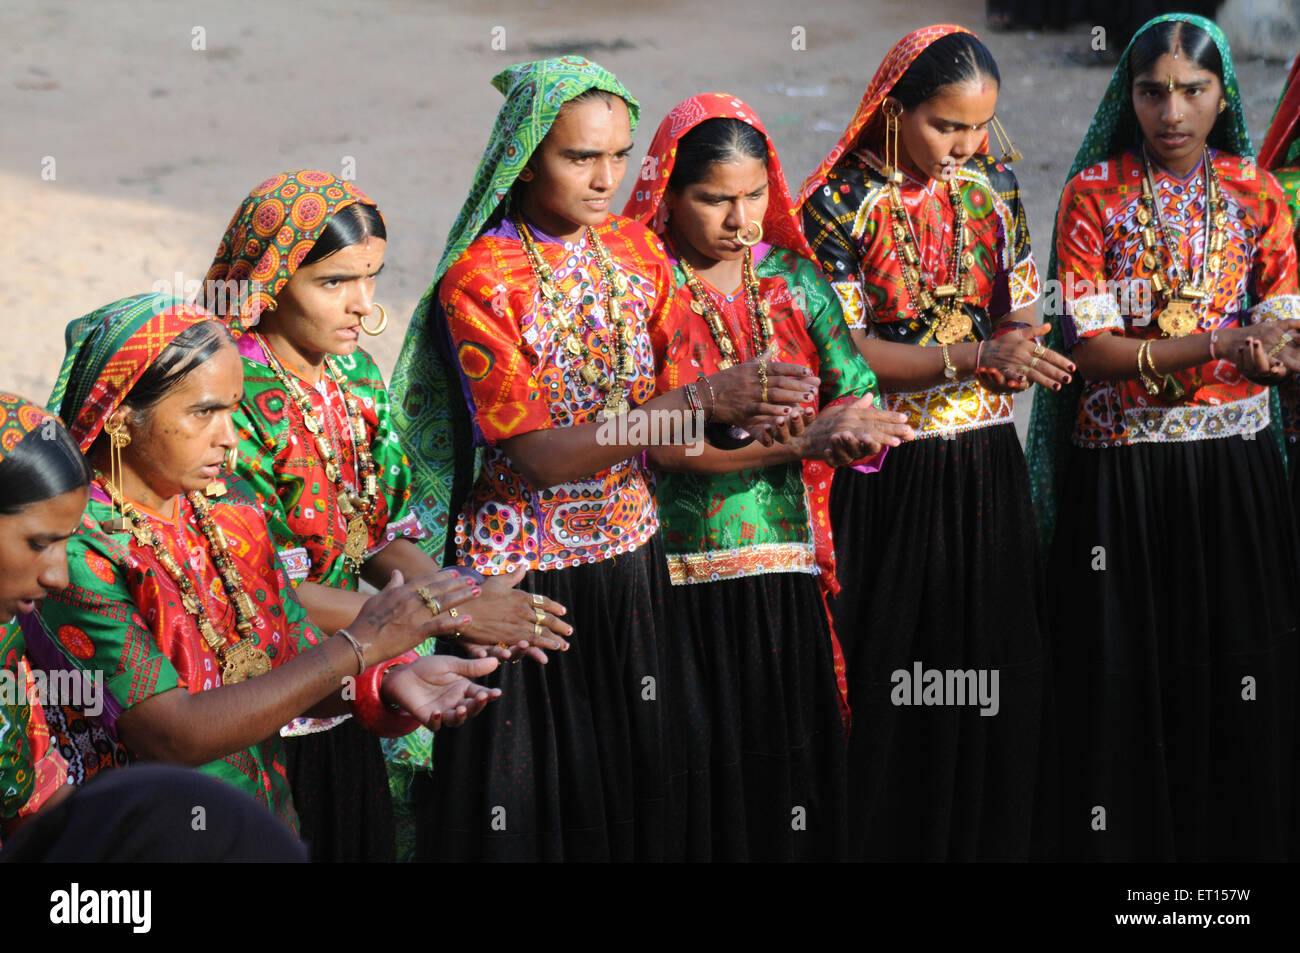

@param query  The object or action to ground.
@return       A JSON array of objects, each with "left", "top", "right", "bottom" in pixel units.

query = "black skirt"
[
  {"left": 1048, "top": 433, "right": 1299, "bottom": 861},
  {"left": 283, "top": 718, "right": 396, "bottom": 863},
  {"left": 674, "top": 570, "right": 847, "bottom": 862},
  {"left": 829, "top": 422, "right": 1053, "bottom": 861},
  {"left": 414, "top": 535, "right": 707, "bottom": 862}
]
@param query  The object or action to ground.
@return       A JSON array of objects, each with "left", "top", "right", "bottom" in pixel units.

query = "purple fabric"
[{"left": 19, "top": 610, "right": 123, "bottom": 739}]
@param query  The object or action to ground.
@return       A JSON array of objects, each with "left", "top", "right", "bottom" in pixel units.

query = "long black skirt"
[
  {"left": 829, "top": 422, "right": 1052, "bottom": 861},
  {"left": 1048, "top": 434, "right": 1299, "bottom": 861},
  {"left": 284, "top": 718, "right": 396, "bottom": 862},
  {"left": 675, "top": 570, "right": 847, "bottom": 861},
  {"left": 414, "top": 535, "right": 707, "bottom": 862}
]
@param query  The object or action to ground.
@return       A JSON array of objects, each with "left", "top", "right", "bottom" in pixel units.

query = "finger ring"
[
  {"left": 1028, "top": 355, "right": 1041, "bottom": 370},
  {"left": 533, "top": 621, "right": 543, "bottom": 639},
  {"left": 533, "top": 607, "right": 546, "bottom": 625},
  {"left": 758, "top": 359, "right": 769, "bottom": 404},
  {"left": 496, "top": 641, "right": 508, "bottom": 651},
  {"left": 1032, "top": 343, "right": 1046, "bottom": 357},
  {"left": 530, "top": 592, "right": 544, "bottom": 608},
  {"left": 449, "top": 606, "right": 459, "bottom": 618},
  {"left": 1268, "top": 332, "right": 1293, "bottom": 357},
  {"left": 417, "top": 586, "right": 442, "bottom": 618}
]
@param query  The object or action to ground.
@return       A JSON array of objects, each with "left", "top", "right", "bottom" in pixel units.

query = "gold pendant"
[
  {"left": 303, "top": 415, "right": 321, "bottom": 435},
  {"left": 1157, "top": 299, "right": 1197, "bottom": 337},
  {"left": 934, "top": 310, "right": 973, "bottom": 345},
  {"left": 325, "top": 462, "right": 340, "bottom": 483},
  {"left": 221, "top": 638, "right": 272, "bottom": 684},
  {"left": 690, "top": 300, "right": 707, "bottom": 316},
  {"left": 601, "top": 388, "right": 630, "bottom": 418},
  {"left": 344, "top": 515, "right": 368, "bottom": 562}
]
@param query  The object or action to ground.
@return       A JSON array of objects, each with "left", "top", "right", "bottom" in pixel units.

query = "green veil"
[{"left": 1024, "top": 13, "right": 1265, "bottom": 550}]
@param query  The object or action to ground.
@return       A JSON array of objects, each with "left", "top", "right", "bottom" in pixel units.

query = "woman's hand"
[
  {"left": 449, "top": 567, "right": 571, "bottom": 664},
  {"left": 1219, "top": 319, "right": 1300, "bottom": 380},
  {"left": 793, "top": 394, "right": 914, "bottom": 463},
  {"left": 706, "top": 359, "right": 819, "bottom": 432},
  {"left": 978, "top": 323, "right": 1074, "bottom": 392},
  {"left": 346, "top": 569, "right": 479, "bottom": 665},
  {"left": 381, "top": 655, "right": 503, "bottom": 730}
]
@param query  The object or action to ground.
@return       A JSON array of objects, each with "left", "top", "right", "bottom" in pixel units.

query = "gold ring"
[
  {"left": 496, "top": 641, "right": 508, "bottom": 651},
  {"left": 449, "top": 606, "right": 459, "bottom": 619},
  {"left": 1032, "top": 343, "right": 1046, "bottom": 357},
  {"left": 530, "top": 592, "right": 544, "bottom": 608},
  {"left": 735, "top": 220, "right": 764, "bottom": 247},
  {"left": 360, "top": 303, "right": 388, "bottom": 336},
  {"left": 1028, "top": 355, "right": 1041, "bottom": 371},
  {"left": 533, "top": 621, "right": 543, "bottom": 639},
  {"left": 532, "top": 607, "right": 546, "bottom": 625},
  {"left": 417, "top": 586, "right": 441, "bottom": 617},
  {"left": 758, "top": 359, "right": 769, "bottom": 404},
  {"left": 1268, "top": 332, "right": 1293, "bottom": 358}
]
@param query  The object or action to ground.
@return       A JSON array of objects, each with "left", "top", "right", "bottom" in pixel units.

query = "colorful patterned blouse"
[
  {"left": 31, "top": 480, "right": 326, "bottom": 829},
  {"left": 802, "top": 149, "right": 1041, "bottom": 439},
  {"left": 1269, "top": 163, "right": 1300, "bottom": 453},
  {"left": 232, "top": 337, "right": 425, "bottom": 589},
  {"left": 1056, "top": 148, "right": 1300, "bottom": 447},
  {"left": 652, "top": 245, "right": 878, "bottom": 584},
  {"left": 441, "top": 214, "right": 678, "bottom": 574},
  {"left": 0, "top": 620, "right": 34, "bottom": 819}
]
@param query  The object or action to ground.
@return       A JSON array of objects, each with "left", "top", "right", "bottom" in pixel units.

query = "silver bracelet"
[{"left": 336, "top": 628, "right": 367, "bottom": 674}]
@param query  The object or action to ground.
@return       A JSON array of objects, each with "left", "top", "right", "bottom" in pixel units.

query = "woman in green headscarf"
[
  {"left": 30, "top": 293, "right": 501, "bottom": 831},
  {"left": 1026, "top": 14, "right": 1300, "bottom": 860},
  {"left": 389, "top": 56, "right": 815, "bottom": 861}
]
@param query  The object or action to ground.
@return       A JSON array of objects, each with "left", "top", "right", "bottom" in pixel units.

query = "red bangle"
[
  {"left": 975, "top": 340, "right": 985, "bottom": 376},
  {"left": 993, "top": 321, "right": 1029, "bottom": 339},
  {"left": 350, "top": 650, "right": 421, "bottom": 737}
]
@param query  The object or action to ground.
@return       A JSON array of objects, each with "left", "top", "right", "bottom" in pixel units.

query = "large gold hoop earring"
[
  {"left": 360, "top": 303, "right": 388, "bottom": 336},
  {"left": 735, "top": 221, "right": 763, "bottom": 247}
]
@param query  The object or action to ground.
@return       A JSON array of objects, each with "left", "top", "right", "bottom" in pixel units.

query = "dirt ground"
[{"left": 1, "top": 0, "right": 1294, "bottom": 435}]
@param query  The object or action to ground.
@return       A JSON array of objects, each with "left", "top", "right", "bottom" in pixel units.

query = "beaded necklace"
[
  {"left": 255, "top": 333, "right": 378, "bottom": 574},
  {"left": 514, "top": 214, "right": 633, "bottom": 418},
  {"left": 1139, "top": 147, "right": 1226, "bottom": 338},
  {"left": 679, "top": 248, "right": 774, "bottom": 368},
  {"left": 98, "top": 477, "right": 271, "bottom": 684}
]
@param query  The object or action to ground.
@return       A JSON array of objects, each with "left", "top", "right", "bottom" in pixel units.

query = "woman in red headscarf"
[
  {"left": 625, "top": 93, "right": 913, "bottom": 861},
  {"left": 799, "top": 25, "right": 1066, "bottom": 860}
]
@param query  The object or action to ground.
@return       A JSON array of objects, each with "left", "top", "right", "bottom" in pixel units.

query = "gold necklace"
[
  {"left": 255, "top": 334, "right": 377, "bottom": 574},
  {"left": 98, "top": 477, "right": 271, "bottom": 684},
  {"left": 679, "top": 249, "right": 774, "bottom": 368},
  {"left": 884, "top": 166, "right": 977, "bottom": 345},
  {"left": 1139, "top": 147, "right": 1226, "bottom": 338},
  {"left": 515, "top": 214, "right": 633, "bottom": 418}
]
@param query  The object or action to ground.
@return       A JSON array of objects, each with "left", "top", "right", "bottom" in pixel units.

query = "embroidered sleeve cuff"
[
  {"left": 830, "top": 281, "right": 867, "bottom": 330},
  {"left": 366, "top": 511, "right": 428, "bottom": 560},
  {"left": 1065, "top": 293, "right": 1123, "bottom": 342},
  {"left": 278, "top": 547, "right": 311, "bottom": 585},
  {"left": 1251, "top": 294, "right": 1300, "bottom": 323},
  {"left": 1010, "top": 255, "right": 1041, "bottom": 311}
]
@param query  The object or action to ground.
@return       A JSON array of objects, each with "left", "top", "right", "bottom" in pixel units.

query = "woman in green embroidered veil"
[
  {"left": 389, "top": 56, "right": 814, "bottom": 861},
  {"left": 1026, "top": 14, "right": 1300, "bottom": 860}
]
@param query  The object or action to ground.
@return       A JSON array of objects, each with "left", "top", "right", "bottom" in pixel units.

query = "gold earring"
[
  {"left": 101, "top": 417, "right": 134, "bottom": 532},
  {"left": 519, "top": 167, "right": 535, "bottom": 183},
  {"left": 990, "top": 116, "right": 1023, "bottom": 164},
  {"left": 1218, "top": 100, "right": 1227, "bottom": 114},
  {"left": 360, "top": 303, "right": 388, "bottom": 336},
  {"left": 883, "top": 100, "right": 904, "bottom": 184},
  {"left": 265, "top": 298, "right": 278, "bottom": 313}
]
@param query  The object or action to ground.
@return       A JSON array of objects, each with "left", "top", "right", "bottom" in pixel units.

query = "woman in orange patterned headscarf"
[{"left": 800, "top": 25, "right": 1064, "bottom": 861}]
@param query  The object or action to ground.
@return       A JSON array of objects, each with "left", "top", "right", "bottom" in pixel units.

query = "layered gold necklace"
[
  {"left": 885, "top": 171, "right": 978, "bottom": 345},
  {"left": 515, "top": 214, "right": 634, "bottom": 418},
  {"left": 256, "top": 333, "right": 378, "bottom": 574},
  {"left": 99, "top": 477, "right": 271, "bottom": 684},
  {"left": 679, "top": 249, "right": 774, "bottom": 368},
  {"left": 1140, "top": 147, "right": 1226, "bottom": 338}
]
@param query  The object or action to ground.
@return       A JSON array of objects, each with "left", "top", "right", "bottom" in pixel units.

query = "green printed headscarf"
[
  {"left": 381, "top": 57, "right": 638, "bottom": 832},
  {"left": 387, "top": 55, "right": 639, "bottom": 565},
  {"left": 47, "top": 293, "right": 211, "bottom": 450},
  {"left": 1024, "top": 13, "right": 1268, "bottom": 550}
]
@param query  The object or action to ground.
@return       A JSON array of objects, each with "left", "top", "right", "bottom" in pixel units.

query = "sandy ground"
[{"left": 1, "top": 0, "right": 1294, "bottom": 435}]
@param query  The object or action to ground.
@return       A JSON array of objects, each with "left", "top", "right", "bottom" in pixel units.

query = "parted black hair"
[
  {"left": 667, "top": 117, "right": 769, "bottom": 192},
  {"left": 299, "top": 201, "right": 388, "bottom": 268},
  {"left": 119, "top": 321, "right": 235, "bottom": 419},
  {"left": 890, "top": 32, "right": 1001, "bottom": 110},
  {"left": 0, "top": 419, "right": 92, "bottom": 515}
]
